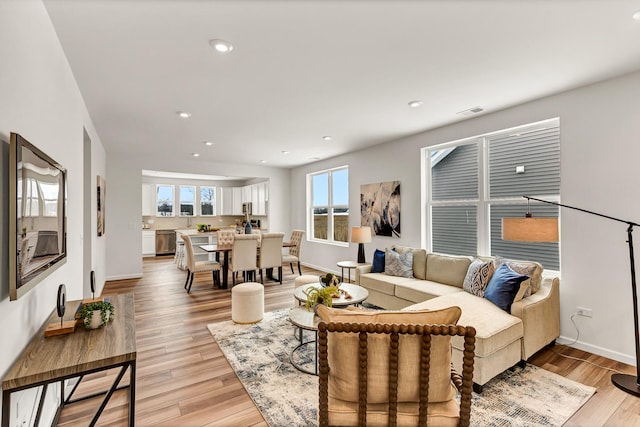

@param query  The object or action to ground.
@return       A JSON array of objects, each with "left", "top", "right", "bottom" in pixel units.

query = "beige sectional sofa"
[{"left": 355, "top": 246, "right": 560, "bottom": 392}]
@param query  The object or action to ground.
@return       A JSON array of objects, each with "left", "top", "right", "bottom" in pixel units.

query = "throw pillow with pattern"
[
  {"left": 384, "top": 249, "right": 414, "bottom": 278},
  {"left": 495, "top": 256, "right": 542, "bottom": 299},
  {"left": 463, "top": 259, "right": 495, "bottom": 297}
]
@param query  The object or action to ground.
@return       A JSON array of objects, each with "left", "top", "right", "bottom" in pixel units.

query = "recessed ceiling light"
[
  {"left": 260, "top": 160, "right": 268, "bottom": 164},
  {"left": 281, "top": 150, "right": 290, "bottom": 155},
  {"left": 203, "top": 141, "right": 214, "bottom": 146},
  {"left": 310, "top": 157, "right": 321, "bottom": 161},
  {"left": 209, "top": 39, "right": 234, "bottom": 53},
  {"left": 633, "top": 10, "right": 640, "bottom": 20},
  {"left": 322, "top": 136, "right": 333, "bottom": 141},
  {"left": 191, "top": 153, "right": 200, "bottom": 157},
  {"left": 177, "top": 111, "right": 191, "bottom": 118},
  {"left": 408, "top": 100, "right": 423, "bottom": 108}
]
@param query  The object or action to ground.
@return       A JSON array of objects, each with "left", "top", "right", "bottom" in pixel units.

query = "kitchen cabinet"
[
  {"left": 232, "top": 187, "right": 243, "bottom": 215},
  {"left": 142, "top": 230, "right": 155, "bottom": 256},
  {"left": 246, "top": 182, "right": 268, "bottom": 216},
  {"left": 142, "top": 184, "right": 155, "bottom": 216},
  {"left": 241, "top": 185, "right": 251, "bottom": 204},
  {"left": 221, "top": 187, "right": 233, "bottom": 215},
  {"left": 220, "top": 183, "right": 268, "bottom": 216},
  {"left": 221, "top": 187, "right": 244, "bottom": 215}
]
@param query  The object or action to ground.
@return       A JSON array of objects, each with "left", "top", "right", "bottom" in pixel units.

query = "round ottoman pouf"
[
  {"left": 232, "top": 282, "right": 264, "bottom": 324},
  {"left": 293, "top": 275, "right": 319, "bottom": 305}
]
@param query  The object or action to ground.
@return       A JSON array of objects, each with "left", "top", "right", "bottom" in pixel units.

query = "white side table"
[{"left": 337, "top": 260, "right": 368, "bottom": 284}]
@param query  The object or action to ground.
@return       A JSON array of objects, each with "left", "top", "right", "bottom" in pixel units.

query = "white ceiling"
[{"left": 44, "top": 0, "right": 640, "bottom": 169}]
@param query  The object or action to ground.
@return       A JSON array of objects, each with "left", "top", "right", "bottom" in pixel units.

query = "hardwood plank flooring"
[{"left": 57, "top": 256, "right": 640, "bottom": 426}]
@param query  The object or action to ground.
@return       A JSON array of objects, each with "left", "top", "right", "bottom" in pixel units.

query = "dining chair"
[
  {"left": 216, "top": 228, "right": 236, "bottom": 245},
  {"left": 283, "top": 229, "right": 304, "bottom": 275},
  {"left": 182, "top": 234, "right": 221, "bottom": 293},
  {"left": 229, "top": 234, "right": 260, "bottom": 287},
  {"left": 216, "top": 228, "right": 236, "bottom": 263},
  {"left": 257, "top": 232, "right": 285, "bottom": 284}
]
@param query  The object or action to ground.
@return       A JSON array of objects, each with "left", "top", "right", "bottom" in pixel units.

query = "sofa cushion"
[
  {"left": 371, "top": 249, "right": 385, "bottom": 273},
  {"left": 495, "top": 256, "right": 543, "bottom": 295},
  {"left": 360, "top": 272, "right": 414, "bottom": 296},
  {"left": 395, "top": 279, "right": 464, "bottom": 303},
  {"left": 462, "top": 258, "right": 495, "bottom": 297},
  {"left": 484, "top": 264, "right": 529, "bottom": 313},
  {"left": 406, "top": 292, "right": 523, "bottom": 358},
  {"left": 385, "top": 249, "right": 413, "bottom": 278},
  {"left": 425, "top": 253, "right": 472, "bottom": 288},
  {"left": 316, "top": 305, "right": 461, "bottom": 404},
  {"left": 392, "top": 245, "right": 428, "bottom": 280}
]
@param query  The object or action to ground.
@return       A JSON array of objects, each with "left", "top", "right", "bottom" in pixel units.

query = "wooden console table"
[{"left": 2, "top": 293, "right": 136, "bottom": 427}]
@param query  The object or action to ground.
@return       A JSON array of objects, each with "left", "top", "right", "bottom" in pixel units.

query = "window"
[
  {"left": 308, "top": 166, "right": 349, "bottom": 244},
  {"left": 24, "top": 178, "right": 39, "bottom": 217},
  {"left": 156, "top": 184, "right": 174, "bottom": 216},
  {"left": 425, "top": 118, "right": 560, "bottom": 270},
  {"left": 39, "top": 181, "right": 59, "bottom": 217},
  {"left": 200, "top": 186, "right": 216, "bottom": 216},
  {"left": 178, "top": 185, "right": 195, "bottom": 216}
]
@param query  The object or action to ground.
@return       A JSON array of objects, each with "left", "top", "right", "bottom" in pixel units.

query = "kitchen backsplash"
[{"left": 142, "top": 215, "right": 269, "bottom": 230}]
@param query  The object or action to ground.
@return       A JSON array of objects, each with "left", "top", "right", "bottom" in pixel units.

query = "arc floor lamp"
[{"left": 502, "top": 196, "right": 640, "bottom": 397}]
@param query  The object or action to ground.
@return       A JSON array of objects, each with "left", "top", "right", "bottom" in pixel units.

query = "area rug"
[{"left": 208, "top": 309, "right": 596, "bottom": 426}]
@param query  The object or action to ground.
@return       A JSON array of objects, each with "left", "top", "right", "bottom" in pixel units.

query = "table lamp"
[{"left": 351, "top": 226, "right": 372, "bottom": 264}]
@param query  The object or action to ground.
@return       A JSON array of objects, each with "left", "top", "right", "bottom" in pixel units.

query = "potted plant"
[
  {"left": 304, "top": 285, "right": 339, "bottom": 312},
  {"left": 79, "top": 300, "right": 115, "bottom": 329}
]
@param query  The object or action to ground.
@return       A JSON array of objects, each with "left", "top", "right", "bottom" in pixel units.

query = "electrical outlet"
[{"left": 576, "top": 307, "right": 593, "bottom": 318}]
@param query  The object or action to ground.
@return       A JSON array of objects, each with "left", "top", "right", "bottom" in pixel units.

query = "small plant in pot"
[
  {"left": 80, "top": 301, "right": 115, "bottom": 329},
  {"left": 304, "top": 285, "right": 339, "bottom": 312}
]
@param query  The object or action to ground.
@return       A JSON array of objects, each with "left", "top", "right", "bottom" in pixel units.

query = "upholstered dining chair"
[
  {"left": 316, "top": 305, "right": 476, "bottom": 427},
  {"left": 229, "top": 233, "right": 260, "bottom": 287},
  {"left": 216, "top": 228, "right": 236, "bottom": 263},
  {"left": 283, "top": 229, "right": 304, "bottom": 275},
  {"left": 182, "top": 234, "right": 221, "bottom": 293},
  {"left": 257, "top": 232, "right": 285, "bottom": 284},
  {"left": 216, "top": 228, "right": 236, "bottom": 245}
]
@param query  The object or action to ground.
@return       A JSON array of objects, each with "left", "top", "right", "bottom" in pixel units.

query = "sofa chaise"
[{"left": 355, "top": 245, "right": 560, "bottom": 392}]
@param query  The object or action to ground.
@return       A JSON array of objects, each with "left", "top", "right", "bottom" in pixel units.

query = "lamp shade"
[
  {"left": 501, "top": 217, "right": 559, "bottom": 243},
  {"left": 351, "top": 226, "right": 372, "bottom": 243}
]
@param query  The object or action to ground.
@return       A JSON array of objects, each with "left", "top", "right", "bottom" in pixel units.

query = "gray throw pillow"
[
  {"left": 463, "top": 259, "right": 495, "bottom": 297},
  {"left": 385, "top": 249, "right": 414, "bottom": 278}
]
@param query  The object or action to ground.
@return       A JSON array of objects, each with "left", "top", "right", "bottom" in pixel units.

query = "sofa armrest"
[
  {"left": 355, "top": 265, "right": 372, "bottom": 284},
  {"left": 510, "top": 277, "right": 560, "bottom": 360}
]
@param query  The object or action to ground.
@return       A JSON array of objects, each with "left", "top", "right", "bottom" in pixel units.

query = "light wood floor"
[{"left": 57, "top": 256, "right": 640, "bottom": 426}]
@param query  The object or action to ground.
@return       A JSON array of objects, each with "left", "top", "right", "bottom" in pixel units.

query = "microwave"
[{"left": 242, "top": 202, "right": 252, "bottom": 215}]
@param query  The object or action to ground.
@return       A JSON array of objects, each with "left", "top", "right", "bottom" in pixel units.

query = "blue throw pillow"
[
  {"left": 371, "top": 249, "right": 385, "bottom": 273},
  {"left": 484, "top": 263, "right": 529, "bottom": 313}
]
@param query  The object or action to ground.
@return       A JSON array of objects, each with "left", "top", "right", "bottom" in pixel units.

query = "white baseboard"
[
  {"left": 557, "top": 335, "right": 636, "bottom": 366},
  {"left": 105, "top": 273, "right": 143, "bottom": 281},
  {"left": 299, "top": 262, "right": 340, "bottom": 277}
]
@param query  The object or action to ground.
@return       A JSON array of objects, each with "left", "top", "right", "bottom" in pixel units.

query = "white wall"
[
  {"left": 106, "top": 152, "right": 291, "bottom": 280},
  {"left": 0, "top": 1, "right": 106, "bottom": 424},
  {"left": 291, "top": 70, "right": 640, "bottom": 366}
]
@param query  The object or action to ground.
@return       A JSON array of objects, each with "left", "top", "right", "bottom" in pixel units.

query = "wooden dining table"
[{"left": 199, "top": 241, "right": 294, "bottom": 289}]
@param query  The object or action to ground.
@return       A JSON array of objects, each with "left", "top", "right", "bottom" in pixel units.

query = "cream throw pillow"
[{"left": 316, "top": 305, "right": 461, "bottom": 404}]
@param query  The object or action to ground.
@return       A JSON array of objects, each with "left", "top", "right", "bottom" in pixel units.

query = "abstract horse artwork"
[{"left": 360, "top": 180, "right": 400, "bottom": 237}]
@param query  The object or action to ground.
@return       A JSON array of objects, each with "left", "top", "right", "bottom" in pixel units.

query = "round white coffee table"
[{"left": 293, "top": 282, "right": 369, "bottom": 308}]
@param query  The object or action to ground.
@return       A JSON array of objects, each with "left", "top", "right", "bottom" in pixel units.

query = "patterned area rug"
[{"left": 208, "top": 309, "right": 596, "bottom": 427}]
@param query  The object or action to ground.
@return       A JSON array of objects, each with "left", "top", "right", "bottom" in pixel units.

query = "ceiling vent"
[{"left": 457, "top": 106, "right": 484, "bottom": 116}]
